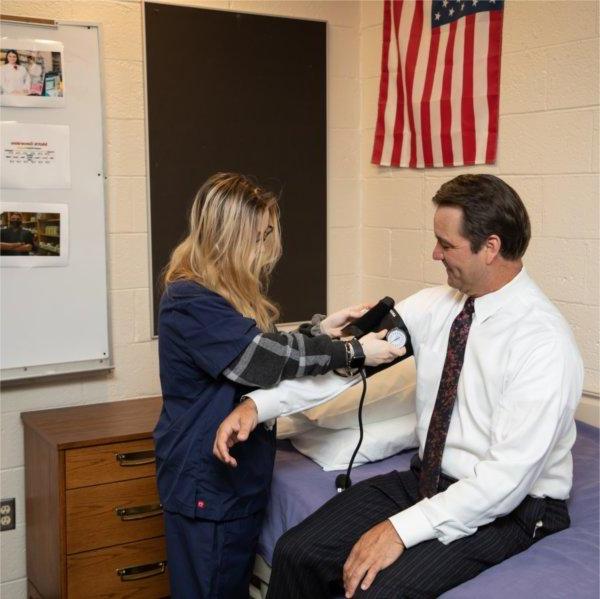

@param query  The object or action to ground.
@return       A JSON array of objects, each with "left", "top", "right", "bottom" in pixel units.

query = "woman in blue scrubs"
[{"left": 155, "top": 173, "right": 399, "bottom": 598}]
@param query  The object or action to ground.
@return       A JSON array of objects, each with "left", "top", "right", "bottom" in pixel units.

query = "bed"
[{"left": 252, "top": 420, "right": 599, "bottom": 598}]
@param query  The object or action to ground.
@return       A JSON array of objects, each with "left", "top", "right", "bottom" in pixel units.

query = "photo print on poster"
[
  {"left": 0, "top": 202, "right": 69, "bottom": 267},
  {"left": 0, "top": 38, "right": 65, "bottom": 107}
]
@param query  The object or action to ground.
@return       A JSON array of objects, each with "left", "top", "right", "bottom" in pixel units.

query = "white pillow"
[
  {"left": 302, "top": 357, "right": 416, "bottom": 430},
  {"left": 290, "top": 413, "right": 417, "bottom": 471},
  {"left": 276, "top": 413, "right": 314, "bottom": 439}
]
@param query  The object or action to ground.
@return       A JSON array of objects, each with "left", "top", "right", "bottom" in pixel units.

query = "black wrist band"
[{"left": 349, "top": 338, "right": 365, "bottom": 369}]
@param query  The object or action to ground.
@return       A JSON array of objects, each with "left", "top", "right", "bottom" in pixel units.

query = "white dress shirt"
[
  {"left": 249, "top": 269, "right": 583, "bottom": 548},
  {"left": 249, "top": 370, "right": 359, "bottom": 424},
  {"left": 389, "top": 268, "right": 583, "bottom": 547}
]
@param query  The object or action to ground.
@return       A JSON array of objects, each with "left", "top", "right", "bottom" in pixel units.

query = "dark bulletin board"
[{"left": 144, "top": 3, "right": 326, "bottom": 334}]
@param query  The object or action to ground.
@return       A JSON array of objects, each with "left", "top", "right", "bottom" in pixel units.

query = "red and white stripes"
[{"left": 371, "top": 0, "right": 504, "bottom": 168}]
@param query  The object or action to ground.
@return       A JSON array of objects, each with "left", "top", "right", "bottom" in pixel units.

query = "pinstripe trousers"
[{"left": 266, "top": 456, "right": 570, "bottom": 599}]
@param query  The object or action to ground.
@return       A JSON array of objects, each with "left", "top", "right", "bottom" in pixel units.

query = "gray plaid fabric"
[{"left": 223, "top": 329, "right": 346, "bottom": 388}]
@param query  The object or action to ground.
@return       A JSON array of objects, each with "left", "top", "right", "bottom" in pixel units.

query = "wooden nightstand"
[{"left": 22, "top": 396, "right": 169, "bottom": 598}]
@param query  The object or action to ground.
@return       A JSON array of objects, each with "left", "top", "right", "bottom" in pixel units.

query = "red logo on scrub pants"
[{"left": 196, "top": 500, "right": 206, "bottom": 509}]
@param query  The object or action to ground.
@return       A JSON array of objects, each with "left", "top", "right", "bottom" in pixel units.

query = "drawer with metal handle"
[
  {"left": 115, "top": 502, "right": 163, "bottom": 521},
  {"left": 117, "top": 560, "right": 167, "bottom": 581},
  {"left": 66, "top": 438, "right": 157, "bottom": 489},
  {"left": 66, "top": 476, "right": 164, "bottom": 554},
  {"left": 67, "top": 537, "right": 169, "bottom": 598},
  {"left": 116, "top": 449, "right": 156, "bottom": 467}
]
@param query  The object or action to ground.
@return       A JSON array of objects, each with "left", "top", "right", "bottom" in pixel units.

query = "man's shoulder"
[
  {"left": 399, "top": 284, "right": 460, "bottom": 312},
  {"left": 0, "top": 227, "right": 18, "bottom": 242},
  {"left": 512, "top": 275, "right": 569, "bottom": 331},
  {"left": 397, "top": 285, "right": 462, "bottom": 335},
  {"left": 507, "top": 275, "right": 580, "bottom": 356}
]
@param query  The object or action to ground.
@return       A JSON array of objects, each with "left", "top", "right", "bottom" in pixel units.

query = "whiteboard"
[{"left": 0, "top": 20, "right": 111, "bottom": 382}]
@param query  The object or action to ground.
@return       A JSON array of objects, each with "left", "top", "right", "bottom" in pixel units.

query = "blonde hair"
[{"left": 163, "top": 172, "right": 282, "bottom": 331}]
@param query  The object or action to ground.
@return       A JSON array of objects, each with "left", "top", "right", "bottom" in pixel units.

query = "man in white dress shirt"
[{"left": 218, "top": 174, "right": 584, "bottom": 598}]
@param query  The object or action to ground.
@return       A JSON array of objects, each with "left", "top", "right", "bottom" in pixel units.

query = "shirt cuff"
[
  {"left": 246, "top": 390, "right": 283, "bottom": 423},
  {"left": 310, "top": 313, "right": 326, "bottom": 337},
  {"left": 388, "top": 502, "right": 438, "bottom": 548},
  {"left": 330, "top": 340, "right": 348, "bottom": 369}
]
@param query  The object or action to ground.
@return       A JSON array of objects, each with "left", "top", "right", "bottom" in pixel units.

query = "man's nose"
[{"left": 432, "top": 241, "right": 443, "bottom": 261}]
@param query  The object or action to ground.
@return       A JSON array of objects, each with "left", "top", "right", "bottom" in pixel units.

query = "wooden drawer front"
[
  {"left": 67, "top": 536, "right": 169, "bottom": 598},
  {"left": 67, "top": 477, "right": 164, "bottom": 554},
  {"left": 66, "top": 439, "right": 156, "bottom": 489}
]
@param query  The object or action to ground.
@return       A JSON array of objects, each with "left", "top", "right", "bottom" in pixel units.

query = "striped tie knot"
[{"left": 463, "top": 296, "right": 475, "bottom": 316}]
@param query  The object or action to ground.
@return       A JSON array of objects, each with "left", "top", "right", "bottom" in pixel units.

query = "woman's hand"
[
  {"left": 320, "top": 303, "right": 372, "bottom": 338},
  {"left": 213, "top": 398, "right": 258, "bottom": 467},
  {"left": 360, "top": 330, "right": 406, "bottom": 366}
]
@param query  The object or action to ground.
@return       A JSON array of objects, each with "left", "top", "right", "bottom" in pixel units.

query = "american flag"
[{"left": 372, "top": 0, "right": 504, "bottom": 168}]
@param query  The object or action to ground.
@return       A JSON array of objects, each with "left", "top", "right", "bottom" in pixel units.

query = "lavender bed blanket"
[{"left": 257, "top": 421, "right": 599, "bottom": 598}]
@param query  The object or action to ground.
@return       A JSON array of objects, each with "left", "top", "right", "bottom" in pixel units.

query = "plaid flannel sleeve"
[{"left": 222, "top": 329, "right": 346, "bottom": 388}]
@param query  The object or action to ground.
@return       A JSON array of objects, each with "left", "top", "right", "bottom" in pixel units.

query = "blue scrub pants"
[{"left": 163, "top": 509, "right": 264, "bottom": 599}]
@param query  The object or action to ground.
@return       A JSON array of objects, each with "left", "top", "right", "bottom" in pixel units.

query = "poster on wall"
[
  {"left": 0, "top": 202, "right": 69, "bottom": 267},
  {"left": 0, "top": 122, "right": 71, "bottom": 189},
  {"left": 0, "top": 38, "right": 65, "bottom": 108}
]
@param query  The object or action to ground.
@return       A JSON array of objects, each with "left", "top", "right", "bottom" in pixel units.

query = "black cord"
[{"left": 335, "top": 368, "right": 367, "bottom": 491}]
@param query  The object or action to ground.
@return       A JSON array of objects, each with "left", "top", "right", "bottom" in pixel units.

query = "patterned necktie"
[{"left": 419, "top": 296, "right": 476, "bottom": 499}]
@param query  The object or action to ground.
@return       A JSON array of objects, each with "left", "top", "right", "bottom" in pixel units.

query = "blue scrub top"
[{"left": 154, "top": 280, "right": 276, "bottom": 521}]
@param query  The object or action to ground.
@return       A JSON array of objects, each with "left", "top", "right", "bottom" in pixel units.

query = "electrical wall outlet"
[{"left": 0, "top": 498, "right": 16, "bottom": 531}]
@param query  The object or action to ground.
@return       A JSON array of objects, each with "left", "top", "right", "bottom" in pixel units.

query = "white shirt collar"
[{"left": 472, "top": 267, "right": 530, "bottom": 323}]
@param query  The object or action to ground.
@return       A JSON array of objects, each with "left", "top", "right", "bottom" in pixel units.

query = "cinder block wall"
[
  {"left": 0, "top": 1, "right": 360, "bottom": 594},
  {"left": 0, "top": 1, "right": 598, "bottom": 594},
  {"left": 359, "top": 1, "right": 599, "bottom": 424}
]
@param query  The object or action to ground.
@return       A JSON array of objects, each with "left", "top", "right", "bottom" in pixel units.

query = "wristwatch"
[{"left": 348, "top": 338, "right": 366, "bottom": 369}]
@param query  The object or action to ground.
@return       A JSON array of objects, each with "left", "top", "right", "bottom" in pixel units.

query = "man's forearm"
[
  {"left": 0, "top": 242, "right": 31, "bottom": 251},
  {"left": 246, "top": 371, "right": 359, "bottom": 423}
]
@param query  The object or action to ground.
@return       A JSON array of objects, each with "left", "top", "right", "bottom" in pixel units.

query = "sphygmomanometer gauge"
[{"left": 386, "top": 327, "right": 407, "bottom": 348}]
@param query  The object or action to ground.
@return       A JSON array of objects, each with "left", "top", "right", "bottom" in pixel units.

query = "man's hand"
[
  {"left": 320, "top": 303, "right": 372, "bottom": 338},
  {"left": 343, "top": 520, "right": 405, "bottom": 598},
  {"left": 213, "top": 398, "right": 258, "bottom": 467}
]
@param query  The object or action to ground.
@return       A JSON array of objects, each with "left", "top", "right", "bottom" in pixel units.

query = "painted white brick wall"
[
  {"left": 359, "top": 1, "right": 599, "bottom": 413},
  {"left": 0, "top": 1, "right": 360, "bottom": 593},
  {"left": 0, "top": 0, "right": 598, "bottom": 593}
]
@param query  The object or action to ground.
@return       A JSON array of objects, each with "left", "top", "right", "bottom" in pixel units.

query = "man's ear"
[{"left": 484, "top": 235, "right": 501, "bottom": 264}]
